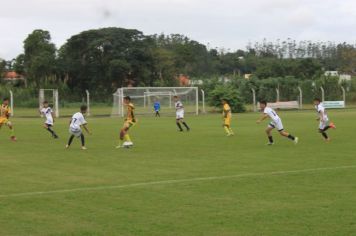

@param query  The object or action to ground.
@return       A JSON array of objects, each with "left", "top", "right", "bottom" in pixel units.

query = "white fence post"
[
  {"left": 320, "top": 87, "right": 325, "bottom": 102},
  {"left": 297, "top": 86, "right": 303, "bottom": 109},
  {"left": 201, "top": 89, "right": 206, "bottom": 113},
  {"left": 9, "top": 90, "right": 14, "bottom": 117},
  {"left": 195, "top": 87, "right": 199, "bottom": 115},
  {"left": 276, "top": 88, "right": 280, "bottom": 102},
  {"left": 86, "top": 90, "right": 90, "bottom": 116},
  {"left": 341, "top": 86, "right": 346, "bottom": 107},
  {"left": 251, "top": 88, "right": 257, "bottom": 112}
]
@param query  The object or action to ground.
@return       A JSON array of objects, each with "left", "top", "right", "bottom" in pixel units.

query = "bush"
[{"left": 208, "top": 85, "right": 246, "bottom": 113}]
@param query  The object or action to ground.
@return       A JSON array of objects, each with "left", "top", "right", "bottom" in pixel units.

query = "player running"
[
  {"left": 0, "top": 98, "right": 16, "bottom": 141},
  {"left": 174, "top": 96, "right": 190, "bottom": 132},
  {"left": 313, "top": 98, "right": 335, "bottom": 142},
  {"left": 256, "top": 101, "right": 298, "bottom": 145},
  {"left": 40, "top": 101, "right": 58, "bottom": 139},
  {"left": 117, "top": 96, "right": 136, "bottom": 148},
  {"left": 66, "top": 105, "right": 91, "bottom": 150},
  {"left": 154, "top": 99, "right": 161, "bottom": 117},
  {"left": 222, "top": 99, "right": 234, "bottom": 136}
]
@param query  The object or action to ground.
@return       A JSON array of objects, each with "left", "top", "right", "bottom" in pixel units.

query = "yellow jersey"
[
  {"left": 223, "top": 103, "right": 231, "bottom": 118},
  {"left": 0, "top": 104, "right": 11, "bottom": 119},
  {"left": 126, "top": 103, "right": 135, "bottom": 121}
]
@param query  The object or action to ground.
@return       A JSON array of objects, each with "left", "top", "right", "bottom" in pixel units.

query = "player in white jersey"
[
  {"left": 313, "top": 98, "right": 335, "bottom": 141},
  {"left": 39, "top": 101, "right": 58, "bottom": 139},
  {"left": 66, "top": 105, "right": 91, "bottom": 150},
  {"left": 256, "top": 101, "right": 298, "bottom": 145},
  {"left": 174, "top": 96, "right": 190, "bottom": 132}
]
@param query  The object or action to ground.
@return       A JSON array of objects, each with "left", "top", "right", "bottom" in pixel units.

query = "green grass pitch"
[{"left": 1, "top": 109, "right": 356, "bottom": 235}]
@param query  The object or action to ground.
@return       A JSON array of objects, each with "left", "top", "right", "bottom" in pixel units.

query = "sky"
[{"left": 0, "top": 0, "right": 355, "bottom": 60}]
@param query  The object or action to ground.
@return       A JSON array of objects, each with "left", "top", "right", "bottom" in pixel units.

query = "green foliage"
[{"left": 208, "top": 84, "right": 246, "bottom": 113}]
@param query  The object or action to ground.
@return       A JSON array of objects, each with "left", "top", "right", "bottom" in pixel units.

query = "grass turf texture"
[{"left": 0, "top": 109, "right": 355, "bottom": 235}]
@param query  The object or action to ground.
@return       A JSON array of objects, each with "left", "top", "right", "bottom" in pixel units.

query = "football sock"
[
  {"left": 176, "top": 123, "right": 183, "bottom": 131},
  {"left": 47, "top": 127, "right": 55, "bottom": 136},
  {"left": 80, "top": 134, "right": 85, "bottom": 146},
  {"left": 321, "top": 132, "right": 328, "bottom": 139},
  {"left": 287, "top": 134, "right": 295, "bottom": 141},
  {"left": 224, "top": 126, "right": 230, "bottom": 134},
  {"left": 268, "top": 136, "right": 274, "bottom": 143},
  {"left": 10, "top": 128, "right": 15, "bottom": 137},
  {"left": 124, "top": 134, "right": 131, "bottom": 142},
  {"left": 323, "top": 126, "right": 331, "bottom": 132},
  {"left": 156, "top": 111, "right": 160, "bottom": 117},
  {"left": 67, "top": 135, "right": 75, "bottom": 146},
  {"left": 182, "top": 122, "right": 190, "bottom": 130}
]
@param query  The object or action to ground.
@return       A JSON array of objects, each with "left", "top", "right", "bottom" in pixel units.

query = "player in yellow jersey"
[
  {"left": 117, "top": 96, "right": 137, "bottom": 148},
  {"left": 0, "top": 98, "right": 16, "bottom": 141},
  {"left": 222, "top": 99, "right": 234, "bottom": 136}
]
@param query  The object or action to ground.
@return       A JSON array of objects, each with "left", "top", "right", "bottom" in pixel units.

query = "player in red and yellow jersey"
[
  {"left": 0, "top": 98, "right": 16, "bottom": 141},
  {"left": 117, "top": 96, "right": 137, "bottom": 148},
  {"left": 222, "top": 99, "right": 234, "bottom": 136}
]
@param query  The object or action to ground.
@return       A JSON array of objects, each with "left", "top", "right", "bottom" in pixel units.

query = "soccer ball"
[{"left": 123, "top": 141, "right": 133, "bottom": 148}]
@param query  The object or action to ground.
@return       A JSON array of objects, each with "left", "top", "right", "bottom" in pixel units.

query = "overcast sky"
[{"left": 1, "top": 0, "right": 355, "bottom": 59}]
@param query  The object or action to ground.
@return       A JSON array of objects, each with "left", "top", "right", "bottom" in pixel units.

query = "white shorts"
[
  {"left": 268, "top": 119, "right": 284, "bottom": 131},
  {"left": 319, "top": 118, "right": 329, "bottom": 130},
  {"left": 45, "top": 118, "right": 53, "bottom": 126},
  {"left": 176, "top": 110, "right": 184, "bottom": 119},
  {"left": 69, "top": 127, "right": 82, "bottom": 137}
]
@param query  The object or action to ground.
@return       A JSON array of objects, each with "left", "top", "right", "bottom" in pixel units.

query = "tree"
[{"left": 23, "top": 29, "right": 57, "bottom": 85}]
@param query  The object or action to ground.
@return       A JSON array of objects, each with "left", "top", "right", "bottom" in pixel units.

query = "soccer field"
[{"left": 1, "top": 109, "right": 355, "bottom": 235}]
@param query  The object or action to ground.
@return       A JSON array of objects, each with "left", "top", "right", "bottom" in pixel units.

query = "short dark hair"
[
  {"left": 43, "top": 100, "right": 49, "bottom": 104},
  {"left": 124, "top": 96, "right": 131, "bottom": 101},
  {"left": 3, "top": 97, "right": 9, "bottom": 102},
  {"left": 314, "top": 98, "right": 321, "bottom": 102},
  {"left": 259, "top": 100, "right": 267, "bottom": 105},
  {"left": 80, "top": 105, "right": 88, "bottom": 112},
  {"left": 222, "top": 98, "right": 228, "bottom": 102}
]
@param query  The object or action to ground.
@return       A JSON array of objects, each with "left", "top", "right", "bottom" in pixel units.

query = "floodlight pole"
[
  {"left": 201, "top": 89, "right": 206, "bottom": 113},
  {"left": 9, "top": 90, "right": 14, "bottom": 117},
  {"left": 251, "top": 88, "right": 256, "bottom": 112},
  {"left": 320, "top": 87, "right": 325, "bottom": 102},
  {"left": 86, "top": 90, "right": 90, "bottom": 116},
  {"left": 341, "top": 86, "right": 346, "bottom": 107},
  {"left": 297, "top": 86, "right": 303, "bottom": 109}
]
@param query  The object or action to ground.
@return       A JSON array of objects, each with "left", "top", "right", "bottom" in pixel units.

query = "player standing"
[
  {"left": 154, "top": 99, "right": 161, "bottom": 117},
  {"left": 256, "top": 101, "right": 298, "bottom": 145},
  {"left": 66, "top": 105, "right": 91, "bottom": 150},
  {"left": 117, "top": 96, "right": 136, "bottom": 148},
  {"left": 222, "top": 99, "right": 234, "bottom": 136},
  {"left": 40, "top": 101, "right": 58, "bottom": 139},
  {"left": 174, "top": 96, "right": 190, "bottom": 132},
  {"left": 313, "top": 98, "right": 335, "bottom": 141},
  {"left": 0, "top": 98, "right": 16, "bottom": 141}
]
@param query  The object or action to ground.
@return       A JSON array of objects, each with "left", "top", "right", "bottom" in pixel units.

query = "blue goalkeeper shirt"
[{"left": 154, "top": 102, "right": 160, "bottom": 111}]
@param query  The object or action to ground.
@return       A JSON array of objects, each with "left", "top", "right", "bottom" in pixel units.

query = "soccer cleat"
[
  {"left": 294, "top": 137, "right": 299, "bottom": 144},
  {"left": 329, "top": 122, "right": 336, "bottom": 129},
  {"left": 81, "top": 146, "right": 87, "bottom": 150},
  {"left": 10, "top": 136, "right": 17, "bottom": 141},
  {"left": 53, "top": 134, "right": 59, "bottom": 139},
  {"left": 267, "top": 142, "right": 274, "bottom": 146},
  {"left": 65, "top": 144, "right": 70, "bottom": 149}
]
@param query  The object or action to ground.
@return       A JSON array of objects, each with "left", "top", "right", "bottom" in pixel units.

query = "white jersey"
[
  {"left": 70, "top": 112, "right": 87, "bottom": 131},
  {"left": 40, "top": 107, "right": 54, "bottom": 125},
  {"left": 175, "top": 101, "right": 184, "bottom": 112},
  {"left": 316, "top": 103, "right": 328, "bottom": 121},
  {"left": 264, "top": 107, "right": 280, "bottom": 122}
]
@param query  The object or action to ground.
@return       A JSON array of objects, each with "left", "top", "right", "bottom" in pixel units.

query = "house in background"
[{"left": 2, "top": 71, "right": 25, "bottom": 83}]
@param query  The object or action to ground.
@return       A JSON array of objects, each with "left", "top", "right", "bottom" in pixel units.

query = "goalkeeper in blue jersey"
[{"left": 154, "top": 100, "right": 161, "bottom": 117}]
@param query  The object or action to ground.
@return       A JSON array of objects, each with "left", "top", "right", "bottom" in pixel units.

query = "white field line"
[{"left": 1, "top": 165, "right": 356, "bottom": 199}]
